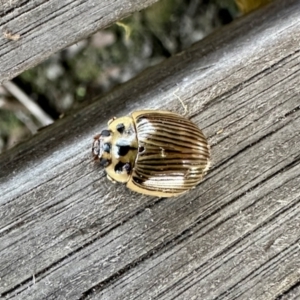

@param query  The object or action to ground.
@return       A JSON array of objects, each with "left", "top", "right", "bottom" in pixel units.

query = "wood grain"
[
  {"left": 1, "top": 0, "right": 300, "bottom": 299},
  {"left": 0, "top": 0, "right": 160, "bottom": 82}
]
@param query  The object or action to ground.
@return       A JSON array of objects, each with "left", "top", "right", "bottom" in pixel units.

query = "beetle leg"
[{"left": 108, "top": 117, "right": 117, "bottom": 125}]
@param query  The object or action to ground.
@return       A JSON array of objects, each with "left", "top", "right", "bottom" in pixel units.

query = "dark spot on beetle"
[
  {"left": 115, "top": 162, "right": 131, "bottom": 174},
  {"left": 138, "top": 146, "right": 145, "bottom": 153},
  {"left": 115, "top": 162, "right": 124, "bottom": 173},
  {"left": 103, "top": 143, "right": 111, "bottom": 153},
  {"left": 101, "top": 130, "right": 111, "bottom": 137},
  {"left": 133, "top": 177, "right": 144, "bottom": 184},
  {"left": 116, "top": 123, "right": 125, "bottom": 134},
  {"left": 100, "top": 158, "right": 110, "bottom": 167},
  {"left": 118, "top": 145, "right": 130, "bottom": 156}
]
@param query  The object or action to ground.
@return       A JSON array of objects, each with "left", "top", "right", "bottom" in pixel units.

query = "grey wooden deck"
[
  {"left": 0, "top": 0, "right": 159, "bottom": 82},
  {"left": 1, "top": 0, "right": 300, "bottom": 299}
]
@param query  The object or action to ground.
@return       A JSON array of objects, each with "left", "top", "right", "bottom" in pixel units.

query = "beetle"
[{"left": 92, "top": 110, "right": 210, "bottom": 197}]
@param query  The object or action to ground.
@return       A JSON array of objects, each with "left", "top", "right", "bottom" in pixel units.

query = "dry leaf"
[{"left": 235, "top": 0, "right": 271, "bottom": 14}]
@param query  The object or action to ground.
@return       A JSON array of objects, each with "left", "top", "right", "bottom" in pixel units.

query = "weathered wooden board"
[
  {"left": 0, "top": 0, "right": 160, "bottom": 82},
  {"left": 1, "top": 0, "right": 300, "bottom": 299}
]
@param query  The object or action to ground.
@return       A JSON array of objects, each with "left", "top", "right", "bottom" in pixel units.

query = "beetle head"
[{"left": 92, "top": 130, "right": 112, "bottom": 167}]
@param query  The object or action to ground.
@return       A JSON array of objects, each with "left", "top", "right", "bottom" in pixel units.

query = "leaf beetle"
[{"left": 93, "top": 110, "right": 210, "bottom": 197}]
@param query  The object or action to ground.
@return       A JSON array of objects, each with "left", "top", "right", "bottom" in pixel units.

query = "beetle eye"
[
  {"left": 103, "top": 143, "right": 111, "bottom": 153},
  {"left": 116, "top": 123, "right": 125, "bottom": 134},
  {"left": 101, "top": 130, "right": 111, "bottom": 137}
]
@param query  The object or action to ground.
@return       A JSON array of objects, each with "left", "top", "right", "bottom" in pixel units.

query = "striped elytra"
[{"left": 93, "top": 110, "right": 210, "bottom": 197}]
